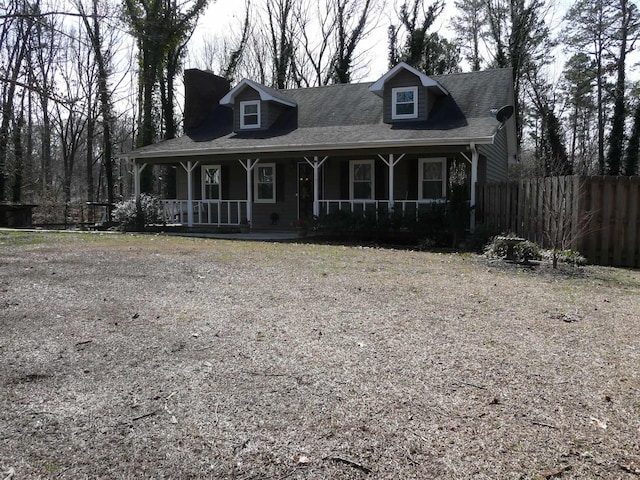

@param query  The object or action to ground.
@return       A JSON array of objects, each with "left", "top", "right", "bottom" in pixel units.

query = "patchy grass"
[{"left": 1, "top": 231, "right": 639, "bottom": 479}]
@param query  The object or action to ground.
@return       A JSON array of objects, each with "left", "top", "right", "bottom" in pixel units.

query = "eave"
[{"left": 123, "top": 134, "right": 497, "bottom": 161}]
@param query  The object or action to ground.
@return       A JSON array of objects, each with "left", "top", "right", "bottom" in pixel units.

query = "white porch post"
[
  {"left": 180, "top": 161, "right": 199, "bottom": 227},
  {"left": 462, "top": 144, "right": 479, "bottom": 232},
  {"left": 378, "top": 153, "right": 405, "bottom": 212},
  {"left": 133, "top": 161, "right": 147, "bottom": 199},
  {"left": 304, "top": 156, "right": 328, "bottom": 217},
  {"left": 239, "top": 158, "right": 260, "bottom": 223}
]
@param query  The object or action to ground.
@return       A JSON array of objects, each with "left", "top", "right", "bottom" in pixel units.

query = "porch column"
[
  {"left": 378, "top": 153, "right": 405, "bottom": 212},
  {"left": 461, "top": 144, "right": 479, "bottom": 232},
  {"left": 133, "top": 161, "right": 147, "bottom": 199},
  {"left": 304, "top": 156, "right": 328, "bottom": 217},
  {"left": 239, "top": 158, "right": 260, "bottom": 223},
  {"left": 180, "top": 161, "right": 199, "bottom": 227}
]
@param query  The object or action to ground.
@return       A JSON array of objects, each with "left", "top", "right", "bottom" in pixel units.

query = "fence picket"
[{"left": 477, "top": 175, "right": 640, "bottom": 268}]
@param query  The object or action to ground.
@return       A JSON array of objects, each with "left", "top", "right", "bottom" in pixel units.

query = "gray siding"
[
  {"left": 479, "top": 127, "right": 509, "bottom": 182},
  {"left": 383, "top": 70, "right": 429, "bottom": 124}
]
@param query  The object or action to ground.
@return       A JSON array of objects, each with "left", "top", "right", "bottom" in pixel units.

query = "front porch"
[{"left": 131, "top": 146, "right": 481, "bottom": 231}]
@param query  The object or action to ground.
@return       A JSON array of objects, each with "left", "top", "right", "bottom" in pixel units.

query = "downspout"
[{"left": 470, "top": 143, "right": 478, "bottom": 232}]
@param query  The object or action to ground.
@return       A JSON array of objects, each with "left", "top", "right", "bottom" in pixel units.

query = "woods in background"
[{"left": 0, "top": 0, "right": 639, "bottom": 220}]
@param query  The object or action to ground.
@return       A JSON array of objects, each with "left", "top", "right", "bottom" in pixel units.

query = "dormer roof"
[
  {"left": 219, "top": 78, "right": 297, "bottom": 107},
  {"left": 369, "top": 62, "right": 448, "bottom": 97}
]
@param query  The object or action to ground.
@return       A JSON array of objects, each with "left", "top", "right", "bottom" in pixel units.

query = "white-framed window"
[
  {"left": 254, "top": 163, "right": 276, "bottom": 203},
  {"left": 392, "top": 86, "right": 418, "bottom": 120},
  {"left": 418, "top": 158, "right": 446, "bottom": 200},
  {"left": 201, "top": 165, "right": 221, "bottom": 200},
  {"left": 240, "top": 100, "right": 260, "bottom": 129},
  {"left": 350, "top": 160, "right": 374, "bottom": 200}
]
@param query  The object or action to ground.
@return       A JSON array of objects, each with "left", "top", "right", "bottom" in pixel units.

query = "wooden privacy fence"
[{"left": 477, "top": 176, "right": 640, "bottom": 268}]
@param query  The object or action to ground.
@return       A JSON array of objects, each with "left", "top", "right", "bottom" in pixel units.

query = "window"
[
  {"left": 202, "top": 165, "right": 221, "bottom": 200},
  {"left": 350, "top": 160, "right": 374, "bottom": 199},
  {"left": 419, "top": 158, "right": 446, "bottom": 200},
  {"left": 240, "top": 100, "right": 260, "bottom": 129},
  {"left": 392, "top": 86, "right": 418, "bottom": 119},
  {"left": 254, "top": 163, "right": 276, "bottom": 203}
]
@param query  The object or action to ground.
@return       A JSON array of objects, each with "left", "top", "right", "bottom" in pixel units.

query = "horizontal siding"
[
  {"left": 383, "top": 70, "right": 428, "bottom": 124},
  {"left": 479, "top": 127, "right": 508, "bottom": 182}
]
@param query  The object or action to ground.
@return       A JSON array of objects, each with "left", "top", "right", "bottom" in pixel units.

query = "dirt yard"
[{"left": 1, "top": 230, "right": 639, "bottom": 479}]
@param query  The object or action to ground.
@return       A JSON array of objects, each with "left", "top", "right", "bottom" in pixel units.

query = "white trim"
[
  {"left": 369, "top": 62, "right": 448, "bottom": 96},
  {"left": 124, "top": 136, "right": 496, "bottom": 160},
  {"left": 349, "top": 159, "right": 375, "bottom": 200},
  {"left": 220, "top": 78, "right": 297, "bottom": 107},
  {"left": 254, "top": 162, "right": 276, "bottom": 203},
  {"left": 201, "top": 164, "right": 221, "bottom": 200},
  {"left": 418, "top": 157, "right": 446, "bottom": 200},
  {"left": 392, "top": 86, "right": 418, "bottom": 120},
  {"left": 240, "top": 100, "right": 261, "bottom": 129}
]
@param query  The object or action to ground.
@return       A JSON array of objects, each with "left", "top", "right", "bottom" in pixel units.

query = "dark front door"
[{"left": 297, "top": 162, "right": 313, "bottom": 220}]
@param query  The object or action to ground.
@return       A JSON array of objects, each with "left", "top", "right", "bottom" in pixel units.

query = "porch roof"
[{"left": 124, "top": 68, "right": 513, "bottom": 161}]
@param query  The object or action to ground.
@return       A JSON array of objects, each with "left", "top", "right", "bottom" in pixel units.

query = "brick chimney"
[{"left": 183, "top": 69, "right": 231, "bottom": 134}]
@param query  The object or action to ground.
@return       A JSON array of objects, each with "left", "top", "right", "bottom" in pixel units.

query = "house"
[{"left": 123, "top": 62, "right": 517, "bottom": 232}]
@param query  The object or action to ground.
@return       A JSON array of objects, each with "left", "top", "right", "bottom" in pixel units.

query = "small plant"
[
  {"left": 240, "top": 216, "right": 249, "bottom": 225},
  {"left": 112, "top": 194, "right": 163, "bottom": 231},
  {"left": 270, "top": 212, "right": 280, "bottom": 225},
  {"left": 515, "top": 240, "right": 542, "bottom": 263}
]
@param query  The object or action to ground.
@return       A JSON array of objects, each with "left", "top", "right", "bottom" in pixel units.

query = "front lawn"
[{"left": 1, "top": 231, "right": 639, "bottom": 478}]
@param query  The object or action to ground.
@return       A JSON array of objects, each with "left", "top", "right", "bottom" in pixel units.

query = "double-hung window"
[
  {"left": 392, "top": 86, "right": 418, "bottom": 120},
  {"left": 419, "top": 158, "right": 446, "bottom": 200},
  {"left": 240, "top": 100, "right": 260, "bottom": 129},
  {"left": 202, "top": 165, "right": 221, "bottom": 200},
  {"left": 254, "top": 163, "right": 276, "bottom": 203},
  {"left": 350, "top": 160, "right": 374, "bottom": 200}
]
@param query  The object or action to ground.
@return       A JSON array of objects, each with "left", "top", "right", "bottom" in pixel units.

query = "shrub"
[{"left": 112, "top": 194, "right": 164, "bottom": 231}]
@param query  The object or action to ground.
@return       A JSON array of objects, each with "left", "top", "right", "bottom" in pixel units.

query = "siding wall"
[
  {"left": 383, "top": 70, "right": 429, "bottom": 124},
  {"left": 478, "top": 126, "right": 508, "bottom": 182}
]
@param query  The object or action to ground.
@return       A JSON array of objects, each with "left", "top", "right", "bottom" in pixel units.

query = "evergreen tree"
[
  {"left": 625, "top": 101, "right": 640, "bottom": 176},
  {"left": 388, "top": 0, "right": 461, "bottom": 75}
]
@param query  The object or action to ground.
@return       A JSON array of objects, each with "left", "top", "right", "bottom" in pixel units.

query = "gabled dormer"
[
  {"left": 219, "top": 79, "right": 297, "bottom": 132},
  {"left": 369, "top": 62, "right": 448, "bottom": 124}
]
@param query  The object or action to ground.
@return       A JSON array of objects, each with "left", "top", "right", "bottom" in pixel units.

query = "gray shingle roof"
[{"left": 127, "top": 68, "right": 513, "bottom": 160}]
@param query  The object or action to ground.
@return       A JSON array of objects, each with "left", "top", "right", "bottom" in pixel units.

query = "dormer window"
[
  {"left": 392, "top": 87, "right": 418, "bottom": 120},
  {"left": 240, "top": 100, "right": 260, "bottom": 129}
]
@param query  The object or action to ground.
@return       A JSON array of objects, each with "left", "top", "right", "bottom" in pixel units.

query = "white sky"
[
  {"left": 189, "top": 0, "right": 638, "bottom": 88},
  {"left": 190, "top": 0, "right": 458, "bottom": 82}
]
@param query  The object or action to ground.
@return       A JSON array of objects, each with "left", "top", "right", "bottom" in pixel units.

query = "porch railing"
[
  {"left": 161, "top": 200, "right": 247, "bottom": 226},
  {"left": 319, "top": 200, "right": 445, "bottom": 218}
]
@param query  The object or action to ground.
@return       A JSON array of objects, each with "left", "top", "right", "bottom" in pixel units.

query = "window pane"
[
  {"left": 422, "top": 162, "right": 443, "bottom": 180},
  {"left": 396, "top": 91, "right": 414, "bottom": 103},
  {"left": 353, "top": 164, "right": 371, "bottom": 181},
  {"left": 258, "top": 183, "right": 274, "bottom": 199},
  {"left": 354, "top": 182, "right": 372, "bottom": 199},
  {"left": 244, "top": 103, "right": 258, "bottom": 114},
  {"left": 422, "top": 181, "right": 443, "bottom": 199},
  {"left": 205, "top": 168, "right": 220, "bottom": 185},
  {"left": 258, "top": 166, "right": 273, "bottom": 183},
  {"left": 396, "top": 103, "right": 415, "bottom": 115},
  {"left": 205, "top": 184, "right": 219, "bottom": 199}
]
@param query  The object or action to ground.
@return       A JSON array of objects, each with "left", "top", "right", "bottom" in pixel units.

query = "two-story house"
[{"left": 123, "top": 62, "right": 517, "bottom": 232}]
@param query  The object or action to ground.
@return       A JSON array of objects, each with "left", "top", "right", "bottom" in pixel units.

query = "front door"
[{"left": 297, "top": 162, "right": 313, "bottom": 220}]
